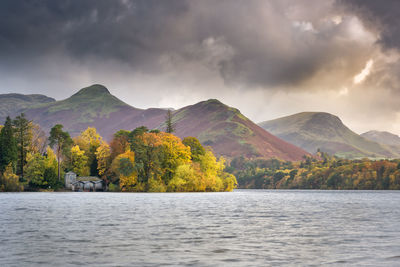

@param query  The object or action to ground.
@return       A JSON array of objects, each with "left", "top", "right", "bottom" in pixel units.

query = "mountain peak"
[
  {"left": 198, "top": 99, "right": 225, "bottom": 107},
  {"left": 72, "top": 84, "right": 110, "bottom": 97}
]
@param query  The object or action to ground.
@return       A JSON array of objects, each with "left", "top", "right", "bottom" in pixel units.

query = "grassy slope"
[
  {"left": 259, "top": 112, "right": 397, "bottom": 159},
  {"left": 21, "top": 84, "right": 166, "bottom": 138},
  {"left": 0, "top": 93, "right": 55, "bottom": 123},
  {"left": 169, "top": 99, "right": 308, "bottom": 161},
  {"left": 33, "top": 84, "right": 129, "bottom": 122}
]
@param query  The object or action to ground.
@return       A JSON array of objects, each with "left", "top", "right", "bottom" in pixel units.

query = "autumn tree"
[
  {"left": 49, "top": 124, "right": 72, "bottom": 181},
  {"left": 168, "top": 163, "right": 203, "bottom": 192},
  {"left": 110, "top": 130, "right": 130, "bottom": 161},
  {"left": 111, "top": 149, "right": 137, "bottom": 191},
  {"left": 159, "top": 132, "right": 191, "bottom": 183},
  {"left": 70, "top": 145, "right": 89, "bottom": 176},
  {"left": 0, "top": 163, "right": 22, "bottom": 192},
  {"left": 130, "top": 128, "right": 163, "bottom": 183},
  {"left": 74, "top": 127, "right": 103, "bottom": 176},
  {"left": 198, "top": 149, "right": 227, "bottom": 191},
  {"left": 95, "top": 142, "right": 111, "bottom": 178}
]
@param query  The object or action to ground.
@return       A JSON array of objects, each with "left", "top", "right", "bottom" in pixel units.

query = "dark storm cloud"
[
  {"left": 0, "top": 0, "right": 373, "bottom": 89},
  {"left": 338, "top": 0, "right": 400, "bottom": 51},
  {"left": 0, "top": 0, "right": 189, "bottom": 71}
]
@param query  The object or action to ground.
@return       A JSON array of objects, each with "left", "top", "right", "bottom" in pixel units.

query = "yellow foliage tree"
[
  {"left": 168, "top": 163, "right": 205, "bottom": 192},
  {"left": 159, "top": 132, "right": 191, "bottom": 182},
  {"left": 70, "top": 145, "right": 89, "bottom": 176},
  {"left": 0, "top": 163, "right": 23, "bottom": 192},
  {"left": 95, "top": 142, "right": 111, "bottom": 176},
  {"left": 199, "top": 150, "right": 224, "bottom": 191},
  {"left": 73, "top": 127, "right": 104, "bottom": 176},
  {"left": 74, "top": 127, "right": 103, "bottom": 152}
]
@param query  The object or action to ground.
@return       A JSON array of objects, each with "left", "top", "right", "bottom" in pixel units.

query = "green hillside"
[
  {"left": 0, "top": 93, "right": 55, "bottom": 123},
  {"left": 19, "top": 84, "right": 161, "bottom": 138},
  {"left": 34, "top": 84, "right": 130, "bottom": 123},
  {"left": 259, "top": 112, "right": 398, "bottom": 159}
]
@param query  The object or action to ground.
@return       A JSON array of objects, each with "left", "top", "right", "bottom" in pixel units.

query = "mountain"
[
  {"left": 169, "top": 99, "right": 308, "bottom": 160},
  {"left": 0, "top": 93, "right": 55, "bottom": 123},
  {"left": 259, "top": 112, "right": 397, "bottom": 159},
  {"left": 361, "top": 130, "right": 400, "bottom": 147},
  {"left": 4, "top": 84, "right": 308, "bottom": 161},
  {"left": 21, "top": 84, "right": 166, "bottom": 137}
]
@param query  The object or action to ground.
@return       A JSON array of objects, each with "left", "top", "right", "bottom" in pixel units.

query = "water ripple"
[{"left": 0, "top": 190, "right": 399, "bottom": 266}]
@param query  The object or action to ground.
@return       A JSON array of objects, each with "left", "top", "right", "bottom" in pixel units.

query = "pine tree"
[
  {"left": 13, "top": 113, "right": 32, "bottom": 181},
  {"left": 0, "top": 116, "right": 18, "bottom": 172},
  {"left": 165, "top": 110, "right": 174, "bottom": 133}
]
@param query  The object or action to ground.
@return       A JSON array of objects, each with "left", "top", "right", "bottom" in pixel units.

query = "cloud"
[
  {"left": 338, "top": 0, "right": 400, "bottom": 51},
  {"left": 0, "top": 0, "right": 400, "bottom": 134},
  {"left": 0, "top": 0, "right": 377, "bottom": 91}
]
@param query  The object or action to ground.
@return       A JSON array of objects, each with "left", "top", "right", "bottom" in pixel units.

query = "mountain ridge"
[
  {"left": 0, "top": 93, "right": 55, "bottom": 122},
  {"left": 259, "top": 112, "right": 398, "bottom": 159},
  {"left": 0, "top": 84, "right": 309, "bottom": 161}
]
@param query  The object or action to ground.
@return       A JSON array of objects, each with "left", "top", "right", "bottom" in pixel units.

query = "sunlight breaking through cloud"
[{"left": 353, "top": 59, "right": 373, "bottom": 84}]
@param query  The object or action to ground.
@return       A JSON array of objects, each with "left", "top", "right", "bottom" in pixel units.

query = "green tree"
[
  {"left": 24, "top": 148, "right": 59, "bottom": 190},
  {"left": 25, "top": 153, "right": 47, "bottom": 188},
  {"left": 182, "top": 137, "right": 205, "bottom": 162},
  {"left": 49, "top": 124, "right": 72, "bottom": 181},
  {"left": 13, "top": 113, "right": 32, "bottom": 181},
  {"left": 130, "top": 128, "right": 163, "bottom": 184},
  {"left": 0, "top": 116, "right": 18, "bottom": 172}
]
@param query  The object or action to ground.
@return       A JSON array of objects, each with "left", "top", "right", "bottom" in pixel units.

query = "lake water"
[{"left": 0, "top": 190, "right": 400, "bottom": 266}]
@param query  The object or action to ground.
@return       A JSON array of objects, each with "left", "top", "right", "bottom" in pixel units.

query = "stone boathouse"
[{"left": 65, "top": 171, "right": 104, "bottom": 191}]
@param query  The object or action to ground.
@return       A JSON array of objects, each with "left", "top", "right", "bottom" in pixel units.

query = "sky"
[{"left": 0, "top": 0, "right": 400, "bottom": 134}]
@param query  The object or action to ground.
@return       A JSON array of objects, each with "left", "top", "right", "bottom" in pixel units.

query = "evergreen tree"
[
  {"left": 165, "top": 110, "right": 174, "bottom": 133},
  {"left": 49, "top": 124, "right": 72, "bottom": 181},
  {"left": 13, "top": 113, "right": 32, "bottom": 181},
  {"left": 0, "top": 116, "right": 18, "bottom": 172}
]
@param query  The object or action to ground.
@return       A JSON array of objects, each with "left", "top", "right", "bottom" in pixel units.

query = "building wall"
[{"left": 65, "top": 172, "right": 77, "bottom": 189}]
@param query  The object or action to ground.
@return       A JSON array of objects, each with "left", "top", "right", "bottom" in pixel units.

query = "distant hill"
[
  {"left": 2, "top": 84, "right": 308, "bottom": 161},
  {"left": 259, "top": 112, "right": 398, "bottom": 159},
  {"left": 0, "top": 93, "right": 55, "bottom": 123},
  {"left": 361, "top": 130, "right": 400, "bottom": 155},
  {"left": 361, "top": 130, "right": 400, "bottom": 147}
]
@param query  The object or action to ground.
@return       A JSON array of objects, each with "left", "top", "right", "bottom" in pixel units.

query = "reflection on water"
[{"left": 1, "top": 190, "right": 400, "bottom": 266}]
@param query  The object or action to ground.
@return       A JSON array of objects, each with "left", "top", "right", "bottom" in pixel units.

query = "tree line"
[
  {"left": 0, "top": 113, "right": 237, "bottom": 192},
  {"left": 228, "top": 151, "right": 400, "bottom": 190}
]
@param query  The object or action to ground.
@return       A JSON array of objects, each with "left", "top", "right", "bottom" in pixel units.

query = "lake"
[{"left": 0, "top": 190, "right": 400, "bottom": 266}]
